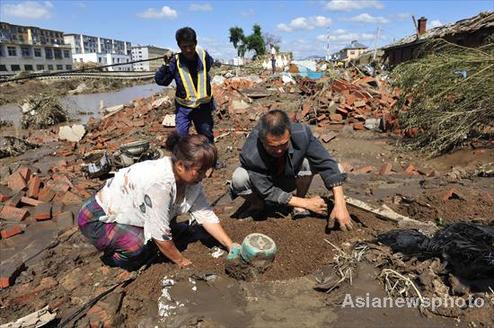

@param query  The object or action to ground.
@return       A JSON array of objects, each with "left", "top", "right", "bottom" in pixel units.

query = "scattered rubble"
[{"left": 19, "top": 94, "right": 68, "bottom": 129}]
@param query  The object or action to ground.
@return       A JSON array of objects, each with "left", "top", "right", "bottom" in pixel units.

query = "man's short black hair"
[
  {"left": 259, "top": 110, "right": 291, "bottom": 142},
  {"left": 175, "top": 27, "right": 197, "bottom": 44}
]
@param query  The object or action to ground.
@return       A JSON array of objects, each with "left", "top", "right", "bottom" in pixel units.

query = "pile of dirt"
[{"left": 20, "top": 94, "right": 68, "bottom": 129}]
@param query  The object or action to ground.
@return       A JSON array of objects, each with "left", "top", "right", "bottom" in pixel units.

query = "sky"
[{"left": 0, "top": 0, "right": 493, "bottom": 60}]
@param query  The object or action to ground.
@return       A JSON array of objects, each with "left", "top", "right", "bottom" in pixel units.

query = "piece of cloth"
[
  {"left": 78, "top": 195, "right": 149, "bottom": 268},
  {"left": 95, "top": 156, "right": 219, "bottom": 244},
  {"left": 175, "top": 102, "right": 215, "bottom": 143},
  {"left": 237, "top": 122, "right": 346, "bottom": 205},
  {"left": 231, "top": 158, "right": 312, "bottom": 198},
  {"left": 155, "top": 50, "right": 214, "bottom": 108}
]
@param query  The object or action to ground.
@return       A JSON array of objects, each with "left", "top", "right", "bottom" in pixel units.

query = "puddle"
[{"left": 0, "top": 83, "right": 169, "bottom": 126}]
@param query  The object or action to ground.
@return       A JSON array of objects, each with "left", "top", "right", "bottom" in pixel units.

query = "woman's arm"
[{"left": 153, "top": 238, "right": 192, "bottom": 267}]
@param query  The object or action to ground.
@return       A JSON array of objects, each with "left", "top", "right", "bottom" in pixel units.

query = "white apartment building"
[
  {"left": 0, "top": 22, "right": 73, "bottom": 74},
  {"left": 64, "top": 34, "right": 132, "bottom": 71},
  {"left": 131, "top": 45, "right": 168, "bottom": 71}
]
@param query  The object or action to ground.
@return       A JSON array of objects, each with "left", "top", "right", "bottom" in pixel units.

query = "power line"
[{"left": 0, "top": 55, "right": 165, "bottom": 84}]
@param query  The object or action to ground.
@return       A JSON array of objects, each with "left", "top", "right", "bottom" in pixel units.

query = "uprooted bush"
[
  {"left": 20, "top": 93, "right": 68, "bottom": 129},
  {"left": 391, "top": 39, "right": 494, "bottom": 156}
]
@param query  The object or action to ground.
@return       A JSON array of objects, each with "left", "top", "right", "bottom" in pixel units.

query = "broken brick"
[
  {"left": 353, "top": 123, "right": 365, "bottom": 130},
  {"left": 321, "top": 132, "right": 338, "bottom": 143},
  {"left": 21, "top": 196, "right": 44, "bottom": 206},
  {"left": 379, "top": 163, "right": 393, "bottom": 175},
  {"left": 405, "top": 164, "right": 417, "bottom": 176},
  {"left": 0, "top": 206, "right": 29, "bottom": 221},
  {"left": 5, "top": 192, "right": 24, "bottom": 207},
  {"left": 33, "top": 203, "right": 52, "bottom": 221},
  {"left": 353, "top": 100, "right": 366, "bottom": 108},
  {"left": 354, "top": 165, "right": 374, "bottom": 174},
  {"left": 442, "top": 188, "right": 463, "bottom": 201},
  {"left": 0, "top": 277, "right": 10, "bottom": 289},
  {"left": 17, "top": 167, "right": 32, "bottom": 182},
  {"left": 27, "top": 176, "right": 42, "bottom": 199},
  {"left": 1, "top": 225, "right": 24, "bottom": 239},
  {"left": 7, "top": 173, "right": 27, "bottom": 193},
  {"left": 329, "top": 113, "right": 343, "bottom": 122},
  {"left": 38, "top": 188, "right": 56, "bottom": 202},
  {"left": 0, "top": 192, "right": 10, "bottom": 202}
]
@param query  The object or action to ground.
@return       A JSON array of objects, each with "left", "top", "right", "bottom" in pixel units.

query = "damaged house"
[{"left": 382, "top": 11, "right": 494, "bottom": 67}]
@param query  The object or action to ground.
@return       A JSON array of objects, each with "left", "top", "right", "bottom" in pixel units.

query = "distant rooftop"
[
  {"left": 382, "top": 11, "right": 494, "bottom": 50},
  {"left": 342, "top": 40, "right": 368, "bottom": 50}
]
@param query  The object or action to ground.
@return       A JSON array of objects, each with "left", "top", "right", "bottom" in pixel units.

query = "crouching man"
[{"left": 230, "top": 109, "right": 353, "bottom": 231}]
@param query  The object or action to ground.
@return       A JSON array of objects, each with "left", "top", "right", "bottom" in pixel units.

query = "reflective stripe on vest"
[{"left": 175, "top": 49, "right": 211, "bottom": 108}]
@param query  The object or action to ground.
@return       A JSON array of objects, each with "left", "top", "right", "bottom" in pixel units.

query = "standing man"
[
  {"left": 155, "top": 27, "right": 223, "bottom": 168},
  {"left": 230, "top": 110, "right": 354, "bottom": 231},
  {"left": 270, "top": 44, "right": 277, "bottom": 74}
]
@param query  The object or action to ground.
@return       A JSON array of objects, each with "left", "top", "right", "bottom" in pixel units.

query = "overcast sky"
[{"left": 1, "top": 0, "right": 492, "bottom": 59}]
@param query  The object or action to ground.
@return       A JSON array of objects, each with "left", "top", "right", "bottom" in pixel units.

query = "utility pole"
[{"left": 373, "top": 26, "right": 382, "bottom": 61}]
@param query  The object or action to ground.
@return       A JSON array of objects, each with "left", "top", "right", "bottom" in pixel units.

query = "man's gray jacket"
[{"left": 239, "top": 122, "right": 347, "bottom": 204}]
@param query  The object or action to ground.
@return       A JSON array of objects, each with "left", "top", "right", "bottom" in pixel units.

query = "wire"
[{"left": 0, "top": 55, "right": 165, "bottom": 84}]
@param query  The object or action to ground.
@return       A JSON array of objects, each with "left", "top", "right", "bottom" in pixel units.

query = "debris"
[
  {"left": 0, "top": 305, "right": 56, "bottom": 328},
  {"left": 20, "top": 94, "right": 68, "bottom": 129},
  {"left": 161, "top": 114, "right": 176, "bottom": 127},
  {"left": 0, "top": 136, "right": 36, "bottom": 159},
  {"left": 58, "top": 124, "right": 86, "bottom": 142}
]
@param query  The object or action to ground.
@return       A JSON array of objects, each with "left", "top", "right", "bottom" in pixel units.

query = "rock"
[{"left": 58, "top": 125, "right": 86, "bottom": 143}]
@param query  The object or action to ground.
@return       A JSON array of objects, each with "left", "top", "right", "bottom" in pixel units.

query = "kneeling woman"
[{"left": 78, "top": 133, "right": 235, "bottom": 269}]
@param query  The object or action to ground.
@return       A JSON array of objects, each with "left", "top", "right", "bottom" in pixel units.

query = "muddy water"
[{"left": 0, "top": 83, "right": 167, "bottom": 126}]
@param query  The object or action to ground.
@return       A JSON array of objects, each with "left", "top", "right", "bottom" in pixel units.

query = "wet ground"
[{"left": 0, "top": 84, "right": 493, "bottom": 327}]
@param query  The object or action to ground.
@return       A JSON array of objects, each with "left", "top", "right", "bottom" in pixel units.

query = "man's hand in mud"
[{"left": 330, "top": 202, "right": 353, "bottom": 232}]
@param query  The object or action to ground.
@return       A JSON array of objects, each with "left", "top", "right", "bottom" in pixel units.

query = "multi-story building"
[
  {"left": 131, "top": 45, "right": 168, "bottom": 71},
  {"left": 64, "top": 33, "right": 132, "bottom": 71},
  {"left": 0, "top": 22, "right": 73, "bottom": 74},
  {"left": 338, "top": 40, "right": 368, "bottom": 62}
]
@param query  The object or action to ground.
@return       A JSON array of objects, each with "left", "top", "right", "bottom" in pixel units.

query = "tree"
[
  {"left": 263, "top": 32, "right": 282, "bottom": 51},
  {"left": 245, "top": 24, "right": 266, "bottom": 58},
  {"left": 228, "top": 24, "right": 267, "bottom": 59}
]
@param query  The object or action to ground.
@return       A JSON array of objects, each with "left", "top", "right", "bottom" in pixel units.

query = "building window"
[
  {"left": 0, "top": 47, "right": 4, "bottom": 57},
  {"left": 34, "top": 48, "right": 42, "bottom": 57},
  {"left": 56, "top": 64, "right": 63, "bottom": 70},
  {"left": 0, "top": 65, "right": 7, "bottom": 71},
  {"left": 66, "top": 65, "right": 72, "bottom": 70},
  {"left": 24, "top": 65, "right": 34, "bottom": 71},
  {"left": 36, "top": 64, "right": 44, "bottom": 70},
  {"left": 98, "top": 57, "right": 102, "bottom": 63},
  {"left": 54, "top": 48, "right": 62, "bottom": 59},
  {"left": 63, "top": 50, "right": 70, "bottom": 58},
  {"left": 45, "top": 48, "right": 53, "bottom": 59},
  {"left": 80, "top": 58, "right": 83, "bottom": 62},
  {"left": 11, "top": 64, "right": 21, "bottom": 71},
  {"left": 48, "top": 64, "right": 54, "bottom": 70},
  {"left": 350, "top": 50, "right": 355, "bottom": 55},
  {"left": 21, "top": 46, "right": 31, "bottom": 57},
  {"left": 8, "top": 46, "right": 17, "bottom": 56}
]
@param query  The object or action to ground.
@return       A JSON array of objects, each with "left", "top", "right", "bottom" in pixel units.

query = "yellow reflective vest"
[{"left": 175, "top": 49, "right": 212, "bottom": 108}]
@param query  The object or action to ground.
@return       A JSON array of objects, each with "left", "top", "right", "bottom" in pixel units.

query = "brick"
[
  {"left": 0, "top": 206, "right": 29, "bottom": 221},
  {"left": 21, "top": 196, "right": 44, "bottom": 206},
  {"left": 17, "top": 167, "right": 32, "bottom": 182},
  {"left": 442, "top": 188, "right": 463, "bottom": 201},
  {"left": 353, "top": 123, "right": 365, "bottom": 130},
  {"left": 27, "top": 176, "right": 42, "bottom": 199},
  {"left": 33, "top": 203, "right": 52, "bottom": 221},
  {"left": 62, "top": 191, "right": 82, "bottom": 205},
  {"left": 329, "top": 113, "right": 343, "bottom": 122},
  {"left": 379, "top": 163, "right": 393, "bottom": 175},
  {"left": 38, "top": 188, "right": 56, "bottom": 202},
  {"left": 321, "top": 132, "right": 338, "bottom": 143},
  {"left": 354, "top": 165, "right": 374, "bottom": 174},
  {"left": 0, "top": 277, "right": 10, "bottom": 289},
  {"left": 5, "top": 192, "right": 24, "bottom": 207},
  {"left": 353, "top": 100, "right": 366, "bottom": 108},
  {"left": 1, "top": 225, "right": 24, "bottom": 239},
  {"left": 405, "top": 164, "right": 417, "bottom": 176},
  {"left": 0, "top": 192, "right": 10, "bottom": 202},
  {"left": 7, "top": 173, "right": 27, "bottom": 193}
]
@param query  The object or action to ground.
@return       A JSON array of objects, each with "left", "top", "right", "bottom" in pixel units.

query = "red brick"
[
  {"left": 27, "top": 176, "right": 42, "bottom": 199},
  {"left": 329, "top": 113, "right": 343, "bottom": 122},
  {"left": 405, "top": 164, "right": 417, "bottom": 176},
  {"left": 33, "top": 203, "right": 52, "bottom": 221},
  {"left": 0, "top": 277, "right": 10, "bottom": 289},
  {"left": 61, "top": 191, "right": 82, "bottom": 205},
  {"left": 354, "top": 165, "right": 374, "bottom": 174},
  {"left": 353, "top": 123, "right": 365, "bottom": 130},
  {"left": 0, "top": 206, "right": 29, "bottom": 221},
  {"left": 379, "top": 163, "right": 393, "bottom": 175},
  {"left": 17, "top": 167, "right": 32, "bottom": 182},
  {"left": 5, "top": 192, "right": 24, "bottom": 207},
  {"left": 38, "top": 188, "right": 56, "bottom": 202},
  {"left": 335, "top": 107, "right": 349, "bottom": 117},
  {"left": 1, "top": 225, "right": 24, "bottom": 239},
  {"left": 7, "top": 173, "right": 27, "bottom": 193},
  {"left": 20, "top": 197, "right": 44, "bottom": 206},
  {"left": 353, "top": 100, "right": 366, "bottom": 108},
  {"left": 321, "top": 132, "right": 337, "bottom": 143},
  {"left": 0, "top": 192, "right": 10, "bottom": 202}
]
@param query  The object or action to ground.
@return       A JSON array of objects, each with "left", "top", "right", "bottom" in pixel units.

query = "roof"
[
  {"left": 382, "top": 11, "right": 494, "bottom": 50},
  {"left": 342, "top": 40, "right": 368, "bottom": 50}
]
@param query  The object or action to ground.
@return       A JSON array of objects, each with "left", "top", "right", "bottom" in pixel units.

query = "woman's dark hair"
[
  {"left": 175, "top": 27, "right": 197, "bottom": 44},
  {"left": 165, "top": 132, "right": 217, "bottom": 170},
  {"left": 259, "top": 109, "right": 291, "bottom": 142}
]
